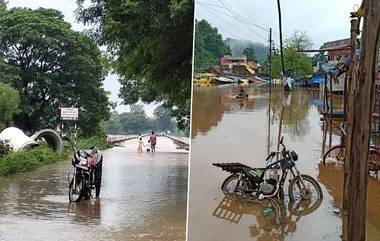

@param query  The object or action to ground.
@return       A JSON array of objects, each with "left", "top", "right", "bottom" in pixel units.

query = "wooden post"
[
  {"left": 343, "top": 17, "right": 359, "bottom": 212},
  {"left": 268, "top": 28, "right": 272, "bottom": 155},
  {"left": 276, "top": 0, "right": 286, "bottom": 78},
  {"left": 344, "top": 1, "right": 380, "bottom": 240},
  {"left": 329, "top": 75, "right": 333, "bottom": 150}
]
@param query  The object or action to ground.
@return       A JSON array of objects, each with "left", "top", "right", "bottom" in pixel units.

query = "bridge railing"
[{"left": 107, "top": 134, "right": 190, "bottom": 150}]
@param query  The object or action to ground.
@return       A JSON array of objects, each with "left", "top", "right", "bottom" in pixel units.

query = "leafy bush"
[
  {"left": 0, "top": 146, "right": 69, "bottom": 176},
  {"left": 76, "top": 136, "right": 112, "bottom": 150},
  {"left": 0, "top": 139, "right": 12, "bottom": 157}
]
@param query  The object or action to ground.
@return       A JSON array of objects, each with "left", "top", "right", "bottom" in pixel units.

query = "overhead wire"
[
  {"left": 197, "top": 3, "right": 266, "bottom": 42},
  {"left": 198, "top": 1, "right": 268, "bottom": 41}
]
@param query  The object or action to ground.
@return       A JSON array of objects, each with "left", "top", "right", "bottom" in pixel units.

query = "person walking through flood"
[
  {"left": 237, "top": 86, "right": 248, "bottom": 98},
  {"left": 137, "top": 137, "right": 144, "bottom": 153},
  {"left": 150, "top": 131, "right": 157, "bottom": 152}
]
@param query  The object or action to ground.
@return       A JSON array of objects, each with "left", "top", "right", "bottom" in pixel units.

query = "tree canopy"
[
  {"left": 0, "top": 7, "right": 110, "bottom": 136},
  {"left": 271, "top": 31, "right": 313, "bottom": 79},
  {"left": 106, "top": 104, "right": 177, "bottom": 135},
  {"left": 272, "top": 48, "right": 313, "bottom": 80},
  {"left": 194, "top": 19, "right": 231, "bottom": 72},
  {"left": 0, "top": 83, "right": 20, "bottom": 131},
  {"left": 285, "top": 31, "right": 313, "bottom": 50},
  {"left": 75, "top": 0, "right": 194, "bottom": 130},
  {"left": 242, "top": 47, "right": 257, "bottom": 62}
]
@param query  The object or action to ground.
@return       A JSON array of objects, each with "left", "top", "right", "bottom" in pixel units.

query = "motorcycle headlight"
[{"left": 290, "top": 151, "right": 298, "bottom": 161}]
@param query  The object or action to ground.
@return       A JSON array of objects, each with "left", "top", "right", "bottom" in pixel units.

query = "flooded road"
[
  {"left": 0, "top": 136, "right": 188, "bottom": 241},
  {"left": 188, "top": 84, "right": 380, "bottom": 241}
]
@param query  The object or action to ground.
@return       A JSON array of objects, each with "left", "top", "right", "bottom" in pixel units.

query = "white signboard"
[{"left": 60, "top": 107, "right": 79, "bottom": 120}]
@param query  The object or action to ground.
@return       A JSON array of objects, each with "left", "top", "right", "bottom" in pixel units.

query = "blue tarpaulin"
[{"left": 307, "top": 74, "right": 325, "bottom": 85}]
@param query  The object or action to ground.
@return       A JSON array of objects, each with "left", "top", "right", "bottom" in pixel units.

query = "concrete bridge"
[{"left": 107, "top": 133, "right": 189, "bottom": 150}]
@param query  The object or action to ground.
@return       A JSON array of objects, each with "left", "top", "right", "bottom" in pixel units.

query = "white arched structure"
[{"left": 0, "top": 127, "right": 63, "bottom": 153}]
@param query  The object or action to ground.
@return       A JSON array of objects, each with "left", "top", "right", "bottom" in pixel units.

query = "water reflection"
[
  {"left": 188, "top": 85, "right": 343, "bottom": 241},
  {"left": 191, "top": 85, "right": 321, "bottom": 140},
  {"left": 212, "top": 194, "right": 321, "bottom": 241},
  {"left": 0, "top": 146, "right": 188, "bottom": 241}
]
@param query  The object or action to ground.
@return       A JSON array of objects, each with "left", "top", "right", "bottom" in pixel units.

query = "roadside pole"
[
  {"left": 60, "top": 107, "right": 79, "bottom": 147},
  {"left": 344, "top": 1, "right": 380, "bottom": 240},
  {"left": 267, "top": 28, "right": 272, "bottom": 156},
  {"left": 276, "top": 0, "right": 286, "bottom": 78}
]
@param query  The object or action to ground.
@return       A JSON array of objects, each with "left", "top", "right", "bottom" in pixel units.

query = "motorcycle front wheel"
[
  {"left": 288, "top": 174, "right": 323, "bottom": 202},
  {"left": 69, "top": 177, "right": 83, "bottom": 202},
  {"left": 221, "top": 174, "right": 251, "bottom": 196}
]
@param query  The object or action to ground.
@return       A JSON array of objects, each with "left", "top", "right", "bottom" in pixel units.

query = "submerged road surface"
[
  {"left": 0, "top": 136, "right": 188, "bottom": 241},
  {"left": 188, "top": 85, "right": 380, "bottom": 241}
]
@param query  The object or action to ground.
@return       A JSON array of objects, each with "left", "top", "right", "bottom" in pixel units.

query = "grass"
[
  {"left": 0, "top": 135, "right": 111, "bottom": 176},
  {"left": 0, "top": 145, "right": 70, "bottom": 176},
  {"left": 75, "top": 135, "right": 113, "bottom": 150}
]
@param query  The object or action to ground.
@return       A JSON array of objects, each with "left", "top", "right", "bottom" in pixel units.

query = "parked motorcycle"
[
  {"left": 69, "top": 146, "right": 103, "bottom": 202},
  {"left": 213, "top": 137, "right": 323, "bottom": 202}
]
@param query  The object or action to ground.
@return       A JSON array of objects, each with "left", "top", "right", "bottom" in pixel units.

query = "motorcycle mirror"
[{"left": 280, "top": 136, "right": 284, "bottom": 144}]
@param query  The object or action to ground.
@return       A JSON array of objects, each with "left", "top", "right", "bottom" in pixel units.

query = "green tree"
[
  {"left": 119, "top": 104, "right": 153, "bottom": 134},
  {"left": 194, "top": 20, "right": 231, "bottom": 72},
  {"left": 271, "top": 32, "right": 313, "bottom": 80},
  {"left": 153, "top": 105, "right": 175, "bottom": 132},
  {"left": 0, "top": 8, "right": 110, "bottom": 136},
  {"left": 272, "top": 48, "right": 313, "bottom": 80},
  {"left": 285, "top": 31, "right": 313, "bottom": 50},
  {"left": 76, "top": 0, "right": 193, "bottom": 129},
  {"left": 106, "top": 111, "right": 124, "bottom": 135},
  {"left": 0, "top": 83, "right": 20, "bottom": 130},
  {"left": 242, "top": 47, "right": 257, "bottom": 62}
]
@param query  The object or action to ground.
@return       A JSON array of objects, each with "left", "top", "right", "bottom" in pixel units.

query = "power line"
[
  {"left": 244, "top": 0, "right": 269, "bottom": 28},
  {"left": 216, "top": 0, "right": 269, "bottom": 32},
  {"left": 198, "top": 2, "right": 268, "bottom": 41},
  {"left": 198, "top": 4, "right": 252, "bottom": 40}
]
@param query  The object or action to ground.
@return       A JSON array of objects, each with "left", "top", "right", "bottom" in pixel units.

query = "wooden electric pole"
[
  {"left": 268, "top": 28, "right": 272, "bottom": 155},
  {"left": 344, "top": 1, "right": 380, "bottom": 240},
  {"left": 269, "top": 28, "right": 272, "bottom": 85},
  {"left": 276, "top": 0, "right": 286, "bottom": 77}
]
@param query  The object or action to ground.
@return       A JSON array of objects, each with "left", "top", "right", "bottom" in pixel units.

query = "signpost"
[
  {"left": 60, "top": 107, "right": 79, "bottom": 145},
  {"left": 60, "top": 108, "right": 79, "bottom": 121}
]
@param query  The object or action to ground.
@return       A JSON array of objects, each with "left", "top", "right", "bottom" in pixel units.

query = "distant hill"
[{"left": 225, "top": 38, "right": 268, "bottom": 64}]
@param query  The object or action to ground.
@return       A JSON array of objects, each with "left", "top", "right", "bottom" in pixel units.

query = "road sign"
[{"left": 60, "top": 107, "right": 79, "bottom": 120}]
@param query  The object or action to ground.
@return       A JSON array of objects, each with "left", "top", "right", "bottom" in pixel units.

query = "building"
[
  {"left": 219, "top": 55, "right": 261, "bottom": 76},
  {"left": 220, "top": 55, "right": 247, "bottom": 66},
  {"left": 320, "top": 38, "right": 350, "bottom": 63}
]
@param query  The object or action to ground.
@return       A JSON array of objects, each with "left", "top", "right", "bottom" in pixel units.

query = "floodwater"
[
  {"left": 0, "top": 136, "right": 188, "bottom": 241},
  {"left": 188, "top": 84, "right": 380, "bottom": 241}
]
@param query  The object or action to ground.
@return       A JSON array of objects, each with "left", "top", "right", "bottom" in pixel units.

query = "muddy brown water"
[
  {"left": 0, "top": 137, "right": 188, "bottom": 241},
  {"left": 188, "top": 84, "right": 380, "bottom": 241}
]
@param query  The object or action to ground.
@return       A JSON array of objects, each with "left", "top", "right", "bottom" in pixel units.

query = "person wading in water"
[{"left": 150, "top": 131, "right": 157, "bottom": 152}]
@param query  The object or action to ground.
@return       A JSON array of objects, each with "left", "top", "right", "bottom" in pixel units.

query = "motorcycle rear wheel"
[
  {"left": 221, "top": 174, "right": 251, "bottom": 195},
  {"left": 69, "top": 177, "right": 83, "bottom": 202}
]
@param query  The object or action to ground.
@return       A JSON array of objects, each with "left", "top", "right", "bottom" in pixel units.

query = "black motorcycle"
[
  {"left": 213, "top": 137, "right": 323, "bottom": 202},
  {"left": 69, "top": 146, "right": 103, "bottom": 202}
]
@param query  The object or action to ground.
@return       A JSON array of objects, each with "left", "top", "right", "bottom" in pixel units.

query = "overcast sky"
[
  {"left": 7, "top": 0, "right": 159, "bottom": 116},
  {"left": 196, "top": 0, "right": 362, "bottom": 49}
]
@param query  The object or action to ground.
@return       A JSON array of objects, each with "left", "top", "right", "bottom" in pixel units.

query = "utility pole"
[
  {"left": 344, "top": 1, "right": 380, "bottom": 240},
  {"left": 267, "top": 28, "right": 272, "bottom": 155},
  {"left": 276, "top": 0, "right": 286, "bottom": 77},
  {"left": 269, "top": 28, "right": 272, "bottom": 85},
  {"left": 276, "top": 0, "right": 286, "bottom": 152}
]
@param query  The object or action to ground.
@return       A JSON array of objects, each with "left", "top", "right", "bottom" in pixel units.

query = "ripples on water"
[{"left": 0, "top": 139, "right": 188, "bottom": 241}]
